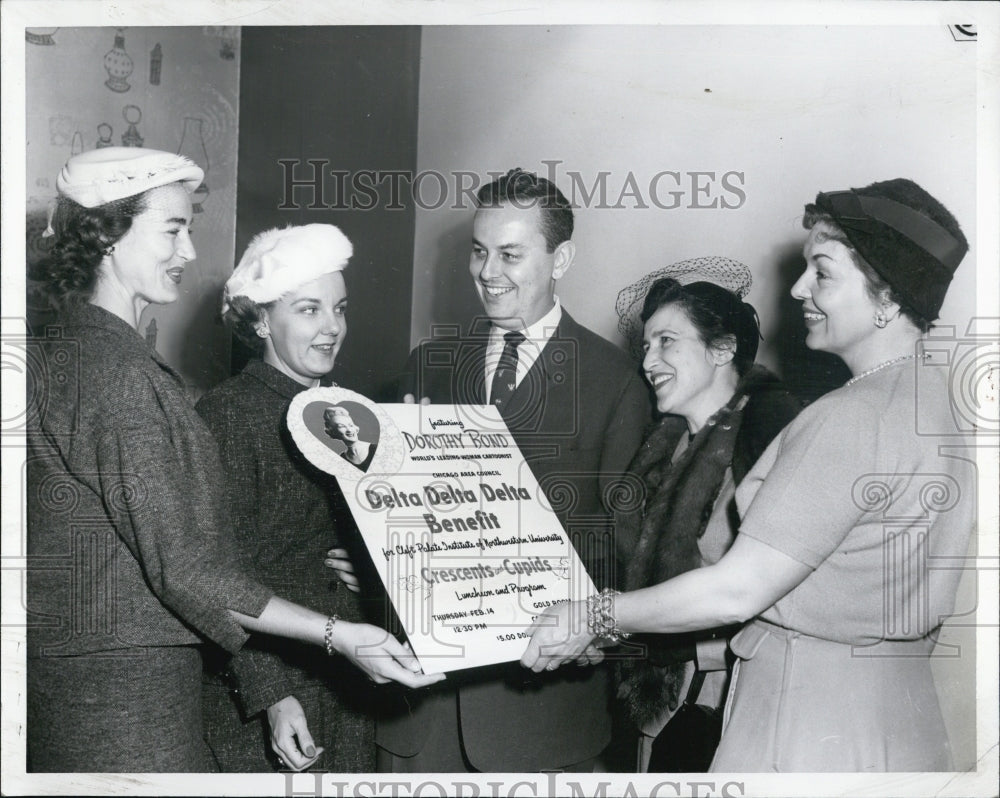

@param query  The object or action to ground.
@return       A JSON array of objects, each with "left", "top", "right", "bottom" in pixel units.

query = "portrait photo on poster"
[{"left": 288, "top": 387, "right": 405, "bottom": 480}]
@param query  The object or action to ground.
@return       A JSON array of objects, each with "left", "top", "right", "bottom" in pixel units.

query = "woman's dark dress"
[{"left": 197, "top": 360, "right": 375, "bottom": 772}]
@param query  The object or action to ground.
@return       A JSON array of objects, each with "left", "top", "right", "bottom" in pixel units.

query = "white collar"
[
  {"left": 484, "top": 297, "right": 563, "bottom": 401},
  {"left": 488, "top": 296, "right": 563, "bottom": 347}
]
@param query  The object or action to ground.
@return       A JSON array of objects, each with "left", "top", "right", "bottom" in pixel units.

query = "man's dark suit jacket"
[{"left": 377, "top": 309, "right": 650, "bottom": 771}]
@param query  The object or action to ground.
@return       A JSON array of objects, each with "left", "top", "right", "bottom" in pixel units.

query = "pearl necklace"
[{"left": 845, "top": 353, "right": 923, "bottom": 387}]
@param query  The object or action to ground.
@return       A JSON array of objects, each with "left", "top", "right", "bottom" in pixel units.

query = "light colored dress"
[{"left": 711, "top": 357, "right": 976, "bottom": 772}]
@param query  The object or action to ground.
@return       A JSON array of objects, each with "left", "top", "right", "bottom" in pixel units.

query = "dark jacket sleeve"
[
  {"left": 397, "top": 343, "right": 446, "bottom": 402},
  {"left": 599, "top": 368, "right": 652, "bottom": 555},
  {"left": 397, "top": 346, "right": 421, "bottom": 400},
  {"left": 227, "top": 645, "right": 319, "bottom": 718},
  {"left": 598, "top": 368, "right": 651, "bottom": 493}
]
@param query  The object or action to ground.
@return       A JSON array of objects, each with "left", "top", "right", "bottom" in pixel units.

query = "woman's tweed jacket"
[
  {"left": 26, "top": 303, "right": 273, "bottom": 660},
  {"left": 197, "top": 360, "right": 375, "bottom": 771}
]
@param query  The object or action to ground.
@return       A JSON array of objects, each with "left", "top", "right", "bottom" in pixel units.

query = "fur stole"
[{"left": 616, "top": 366, "right": 801, "bottom": 729}]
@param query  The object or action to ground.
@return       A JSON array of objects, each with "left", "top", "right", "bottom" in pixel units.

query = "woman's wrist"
[
  {"left": 586, "top": 588, "right": 632, "bottom": 643},
  {"left": 323, "top": 615, "right": 341, "bottom": 656},
  {"left": 320, "top": 616, "right": 366, "bottom": 657}
]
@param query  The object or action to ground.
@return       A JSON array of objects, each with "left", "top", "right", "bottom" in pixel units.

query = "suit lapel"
[
  {"left": 464, "top": 341, "right": 488, "bottom": 404},
  {"left": 453, "top": 317, "right": 491, "bottom": 404},
  {"left": 503, "top": 313, "right": 579, "bottom": 429}
]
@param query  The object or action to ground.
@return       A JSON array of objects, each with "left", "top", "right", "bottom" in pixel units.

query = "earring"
[
  {"left": 255, "top": 324, "right": 269, "bottom": 339},
  {"left": 103, "top": 245, "right": 115, "bottom": 257},
  {"left": 874, "top": 311, "right": 888, "bottom": 329}
]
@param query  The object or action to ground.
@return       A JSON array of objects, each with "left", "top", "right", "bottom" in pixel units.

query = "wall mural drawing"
[
  {"left": 96, "top": 123, "right": 113, "bottom": 148},
  {"left": 47, "top": 115, "right": 75, "bottom": 147},
  {"left": 103, "top": 28, "right": 133, "bottom": 93},
  {"left": 149, "top": 43, "right": 162, "bottom": 85},
  {"left": 26, "top": 28, "right": 58, "bottom": 46},
  {"left": 121, "top": 104, "right": 143, "bottom": 147},
  {"left": 177, "top": 117, "right": 210, "bottom": 212}
]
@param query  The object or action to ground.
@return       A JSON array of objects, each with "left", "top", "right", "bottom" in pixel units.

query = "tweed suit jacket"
[
  {"left": 377, "top": 309, "right": 651, "bottom": 771},
  {"left": 197, "top": 360, "right": 375, "bottom": 770},
  {"left": 196, "top": 361, "right": 374, "bottom": 712},
  {"left": 26, "top": 304, "right": 272, "bottom": 660}
]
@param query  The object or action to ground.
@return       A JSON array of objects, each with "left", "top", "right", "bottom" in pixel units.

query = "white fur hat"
[
  {"left": 56, "top": 147, "right": 204, "bottom": 208},
  {"left": 223, "top": 224, "right": 353, "bottom": 314}
]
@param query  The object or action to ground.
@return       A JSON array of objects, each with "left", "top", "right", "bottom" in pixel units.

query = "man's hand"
[
  {"left": 324, "top": 547, "right": 360, "bottom": 593},
  {"left": 266, "top": 695, "right": 323, "bottom": 771}
]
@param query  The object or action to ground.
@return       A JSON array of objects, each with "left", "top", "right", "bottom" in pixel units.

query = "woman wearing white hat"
[
  {"left": 26, "top": 149, "right": 442, "bottom": 773},
  {"left": 197, "top": 223, "right": 386, "bottom": 772}
]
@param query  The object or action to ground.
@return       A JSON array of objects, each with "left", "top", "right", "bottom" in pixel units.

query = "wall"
[
  {"left": 236, "top": 27, "right": 422, "bottom": 399},
  {"left": 411, "top": 24, "right": 979, "bottom": 767},
  {"left": 25, "top": 26, "right": 241, "bottom": 395},
  {"left": 411, "top": 25, "right": 977, "bottom": 398}
]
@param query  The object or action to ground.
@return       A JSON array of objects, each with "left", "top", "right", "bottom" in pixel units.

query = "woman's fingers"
[
  {"left": 324, "top": 548, "right": 361, "bottom": 592},
  {"left": 276, "top": 745, "right": 325, "bottom": 772},
  {"left": 268, "top": 696, "right": 324, "bottom": 771},
  {"left": 335, "top": 623, "right": 445, "bottom": 687},
  {"left": 520, "top": 632, "right": 546, "bottom": 671},
  {"left": 520, "top": 602, "right": 594, "bottom": 672},
  {"left": 574, "top": 644, "right": 605, "bottom": 666},
  {"left": 394, "top": 640, "right": 423, "bottom": 671},
  {"left": 294, "top": 721, "right": 318, "bottom": 764},
  {"left": 325, "top": 561, "right": 360, "bottom": 589},
  {"left": 369, "top": 635, "right": 446, "bottom": 688},
  {"left": 520, "top": 607, "right": 556, "bottom": 670},
  {"left": 373, "top": 657, "right": 446, "bottom": 688}
]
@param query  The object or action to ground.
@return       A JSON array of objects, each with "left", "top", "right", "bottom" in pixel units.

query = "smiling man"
[{"left": 377, "top": 168, "right": 651, "bottom": 773}]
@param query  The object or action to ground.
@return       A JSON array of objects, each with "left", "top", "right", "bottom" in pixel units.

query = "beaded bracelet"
[
  {"left": 324, "top": 614, "right": 340, "bottom": 656},
  {"left": 586, "top": 588, "right": 631, "bottom": 643}
]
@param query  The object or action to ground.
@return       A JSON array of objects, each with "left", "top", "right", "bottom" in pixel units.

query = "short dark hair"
[
  {"left": 640, "top": 278, "right": 760, "bottom": 377},
  {"left": 223, "top": 294, "right": 273, "bottom": 354},
  {"left": 38, "top": 193, "right": 149, "bottom": 309},
  {"left": 801, "top": 208, "right": 932, "bottom": 333},
  {"left": 475, "top": 168, "right": 574, "bottom": 252}
]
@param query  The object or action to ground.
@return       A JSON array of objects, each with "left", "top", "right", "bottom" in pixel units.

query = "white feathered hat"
[{"left": 56, "top": 147, "right": 204, "bottom": 207}]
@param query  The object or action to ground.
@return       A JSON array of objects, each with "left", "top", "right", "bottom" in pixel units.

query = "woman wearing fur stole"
[{"left": 611, "top": 265, "right": 802, "bottom": 771}]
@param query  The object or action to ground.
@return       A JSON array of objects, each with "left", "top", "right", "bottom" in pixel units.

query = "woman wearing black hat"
[{"left": 521, "top": 178, "right": 975, "bottom": 771}]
